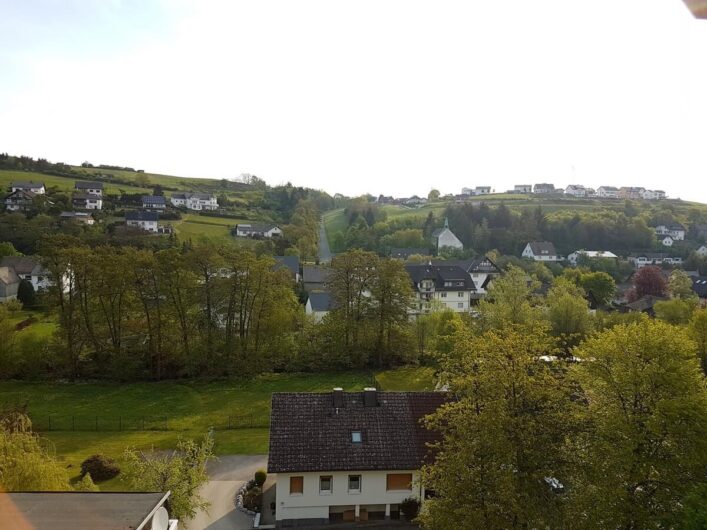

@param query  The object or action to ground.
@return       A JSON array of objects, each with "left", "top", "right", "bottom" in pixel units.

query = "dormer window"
[{"left": 351, "top": 431, "right": 362, "bottom": 443}]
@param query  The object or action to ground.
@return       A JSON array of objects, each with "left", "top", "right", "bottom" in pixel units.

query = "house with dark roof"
[
  {"left": 125, "top": 210, "right": 160, "bottom": 233},
  {"left": 432, "top": 256, "right": 502, "bottom": 298},
  {"left": 141, "top": 195, "right": 167, "bottom": 209},
  {"left": 274, "top": 256, "right": 301, "bottom": 282},
  {"left": 4, "top": 189, "right": 36, "bottom": 212},
  {"left": 59, "top": 211, "right": 95, "bottom": 225},
  {"left": 692, "top": 276, "right": 707, "bottom": 299},
  {"left": 268, "top": 388, "right": 446, "bottom": 526},
  {"left": 0, "top": 491, "right": 177, "bottom": 530},
  {"left": 72, "top": 192, "right": 103, "bottom": 210},
  {"left": 235, "top": 223, "right": 283, "bottom": 238},
  {"left": 655, "top": 223, "right": 685, "bottom": 241},
  {"left": 11, "top": 181, "right": 45, "bottom": 194},
  {"left": 303, "top": 265, "right": 332, "bottom": 293},
  {"left": 0, "top": 256, "right": 52, "bottom": 291},
  {"left": 430, "top": 218, "right": 463, "bottom": 252},
  {"left": 522, "top": 241, "right": 562, "bottom": 262},
  {"left": 74, "top": 181, "right": 104, "bottom": 196},
  {"left": 170, "top": 192, "right": 218, "bottom": 211},
  {"left": 405, "top": 263, "right": 475, "bottom": 315},
  {"left": 305, "top": 291, "right": 334, "bottom": 322}
]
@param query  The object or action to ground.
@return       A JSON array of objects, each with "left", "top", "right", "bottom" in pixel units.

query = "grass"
[
  {"left": 0, "top": 170, "right": 150, "bottom": 195},
  {"left": 168, "top": 213, "right": 255, "bottom": 245},
  {"left": 0, "top": 367, "right": 436, "bottom": 488}
]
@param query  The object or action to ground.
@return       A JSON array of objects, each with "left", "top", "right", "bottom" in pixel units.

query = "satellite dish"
[{"left": 151, "top": 507, "right": 169, "bottom": 530}]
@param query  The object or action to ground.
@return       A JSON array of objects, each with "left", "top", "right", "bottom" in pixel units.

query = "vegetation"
[{"left": 80, "top": 454, "right": 121, "bottom": 482}]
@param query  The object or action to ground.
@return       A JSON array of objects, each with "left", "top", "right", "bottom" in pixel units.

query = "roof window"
[{"left": 351, "top": 431, "right": 362, "bottom": 443}]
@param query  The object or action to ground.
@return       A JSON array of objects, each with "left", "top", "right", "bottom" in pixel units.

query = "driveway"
[{"left": 186, "top": 455, "right": 268, "bottom": 530}]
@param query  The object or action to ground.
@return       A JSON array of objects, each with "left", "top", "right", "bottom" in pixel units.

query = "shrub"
[
  {"left": 80, "top": 454, "right": 120, "bottom": 482},
  {"left": 254, "top": 469, "right": 267, "bottom": 487},
  {"left": 400, "top": 496, "right": 420, "bottom": 520},
  {"left": 243, "top": 486, "right": 262, "bottom": 512}
]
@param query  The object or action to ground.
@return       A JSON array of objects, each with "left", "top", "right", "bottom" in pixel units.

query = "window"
[
  {"left": 458, "top": 302, "right": 464, "bottom": 308},
  {"left": 386, "top": 473, "right": 412, "bottom": 491},
  {"left": 348, "top": 475, "right": 361, "bottom": 493},
  {"left": 440, "top": 292, "right": 447, "bottom": 298},
  {"left": 458, "top": 292, "right": 464, "bottom": 297},
  {"left": 320, "top": 475, "right": 333, "bottom": 494},
  {"left": 351, "top": 431, "right": 362, "bottom": 443},
  {"left": 290, "top": 476, "right": 303, "bottom": 495}
]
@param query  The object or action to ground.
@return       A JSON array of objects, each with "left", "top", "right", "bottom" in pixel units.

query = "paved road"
[
  {"left": 186, "top": 455, "right": 268, "bottom": 530},
  {"left": 318, "top": 218, "right": 332, "bottom": 263}
]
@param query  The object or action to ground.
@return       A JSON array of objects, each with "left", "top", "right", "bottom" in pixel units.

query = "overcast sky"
[{"left": 1, "top": 0, "right": 707, "bottom": 201}]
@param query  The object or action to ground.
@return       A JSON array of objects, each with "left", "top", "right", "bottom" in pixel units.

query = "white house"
[
  {"left": 125, "top": 210, "right": 159, "bottom": 233},
  {"left": 597, "top": 186, "right": 620, "bottom": 198},
  {"left": 74, "top": 181, "right": 104, "bottom": 196},
  {"left": 4, "top": 190, "right": 36, "bottom": 211},
  {"left": 305, "top": 291, "right": 334, "bottom": 322},
  {"left": 628, "top": 253, "right": 682, "bottom": 268},
  {"left": 11, "top": 181, "right": 45, "bottom": 194},
  {"left": 567, "top": 250, "right": 619, "bottom": 266},
  {"left": 565, "top": 185, "right": 587, "bottom": 197},
  {"left": 461, "top": 187, "right": 474, "bottom": 195},
  {"left": 268, "top": 388, "right": 447, "bottom": 527},
  {"left": 0, "top": 256, "right": 53, "bottom": 291},
  {"left": 142, "top": 195, "right": 167, "bottom": 209},
  {"left": 72, "top": 193, "right": 103, "bottom": 210},
  {"left": 641, "top": 189, "right": 666, "bottom": 200},
  {"left": 404, "top": 196, "right": 427, "bottom": 205},
  {"left": 405, "top": 263, "right": 475, "bottom": 315},
  {"left": 170, "top": 192, "right": 218, "bottom": 211},
  {"left": 59, "top": 211, "right": 95, "bottom": 225},
  {"left": 235, "top": 223, "right": 283, "bottom": 238},
  {"left": 431, "top": 218, "right": 463, "bottom": 251},
  {"left": 696, "top": 245, "right": 707, "bottom": 257},
  {"left": 533, "top": 183, "right": 556, "bottom": 194},
  {"left": 475, "top": 186, "right": 491, "bottom": 195},
  {"left": 655, "top": 224, "right": 686, "bottom": 241},
  {"left": 432, "top": 256, "right": 502, "bottom": 299},
  {"left": 513, "top": 185, "right": 532, "bottom": 194},
  {"left": 522, "top": 241, "right": 563, "bottom": 262},
  {"left": 659, "top": 235, "right": 674, "bottom": 247},
  {"left": 619, "top": 187, "right": 645, "bottom": 200}
]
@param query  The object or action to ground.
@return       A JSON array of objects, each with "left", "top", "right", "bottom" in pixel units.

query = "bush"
[
  {"left": 400, "top": 496, "right": 420, "bottom": 520},
  {"left": 254, "top": 469, "right": 267, "bottom": 487},
  {"left": 80, "top": 454, "right": 120, "bottom": 482},
  {"left": 243, "top": 486, "right": 262, "bottom": 512}
]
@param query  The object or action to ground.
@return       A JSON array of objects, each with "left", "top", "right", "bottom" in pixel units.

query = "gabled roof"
[
  {"left": 274, "top": 255, "right": 300, "bottom": 275},
  {"left": 11, "top": 181, "right": 44, "bottom": 189},
  {"left": 0, "top": 267, "right": 20, "bottom": 286},
  {"left": 75, "top": 181, "right": 103, "bottom": 190},
  {"left": 5, "top": 190, "right": 36, "bottom": 201},
  {"left": 268, "top": 390, "right": 448, "bottom": 473},
  {"left": 236, "top": 223, "right": 279, "bottom": 234},
  {"left": 0, "top": 256, "right": 45, "bottom": 276},
  {"left": 126, "top": 210, "right": 159, "bottom": 222},
  {"left": 692, "top": 276, "right": 707, "bottom": 298},
  {"left": 526, "top": 241, "right": 559, "bottom": 256},
  {"left": 141, "top": 195, "right": 166, "bottom": 205},
  {"left": 405, "top": 264, "right": 475, "bottom": 291},
  {"left": 308, "top": 291, "right": 334, "bottom": 312},
  {"left": 60, "top": 211, "right": 93, "bottom": 219},
  {"left": 303, "top": 265, "right": 331, "bottom": 284},
  {"left": 72, "top": 193, "right": 101, "bottom": 201},
  {"left": 0, "top": 492, "right": 169, "bottom": 530}
]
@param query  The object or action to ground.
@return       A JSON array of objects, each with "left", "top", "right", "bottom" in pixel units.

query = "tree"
[
  {"left": 16, "top": 279, "right": 36, "bottom": 308},
  {"left": 0, "top": 241, "right": 20, "bottom": 258},
  {"left": 631, "top": 266, "right": 668, "bottom": 300},
  {"left": 428, "top": 189, "right": 440, "bottom": 200},
  {"left": 546, "top": 278, "right": 592, "bottom": 352},
  {"left": 569, "top": 320, "right": 707, "bottom": 529},
  {"left": 478, "top": 265, "right": 541, "bottom": 330},
  {"left": 578, "top": 271, "right": 615, "bottom": 305},
  {"left": 654, "top": 298, "right": 697, "bottom": 325},
  {"left": 668, "top": 269, "right": 697, "bottom": 300},
  {"left": 421, "top": 326, "right": 573, "bottom": 529},
  {"left": 689, "top": 309, "right": 707, "bottom": 375},
  {"left": 135, "top": 173, "right": 151, "bottom": 187},
  {"left": 123, "top": 433, "right": 214, "bottom": 521}
]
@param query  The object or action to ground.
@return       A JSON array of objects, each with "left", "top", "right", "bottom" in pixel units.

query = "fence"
[{"left": 31, "top": 413, "right": 269, "bottom": 433}]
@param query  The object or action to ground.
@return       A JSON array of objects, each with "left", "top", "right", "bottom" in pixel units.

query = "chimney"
[
  {"left": 332, "top": 387, "right": 344, "bottom": 409},
  {"left": 363, "top": 387, "right": 378, "bottom": 408}
]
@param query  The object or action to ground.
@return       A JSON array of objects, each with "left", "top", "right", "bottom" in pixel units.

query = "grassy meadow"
[{"left": 0, "top": 169, "right": 151, "bottom": 195}]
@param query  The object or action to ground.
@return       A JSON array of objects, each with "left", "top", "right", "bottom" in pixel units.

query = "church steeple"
[{"left": 444, "top": 217, "right": 449, "bottom": 229}]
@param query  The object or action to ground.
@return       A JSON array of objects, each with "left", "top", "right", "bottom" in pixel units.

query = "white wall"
[
  {"left": 275, "top": 470, "right": 421, "bottom": 523},
  {"left": 437, "top": 230, "right": 463, "bottom": 249}
]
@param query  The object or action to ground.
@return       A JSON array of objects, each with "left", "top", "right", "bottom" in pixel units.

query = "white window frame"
[
  {"left": 348, "top": 474, "right": 362, "bottom": 494},
  {"left": 319, "top": 475, "right": 333, "bottom": 495}
]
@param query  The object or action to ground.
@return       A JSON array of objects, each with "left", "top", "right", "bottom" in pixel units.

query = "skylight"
[{"left": 351, "top": 431, "right": 362, "bottom": 443}]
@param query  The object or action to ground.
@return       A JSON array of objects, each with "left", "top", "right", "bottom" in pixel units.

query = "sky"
[{"left": 1, "top": 0, "right": 707, "bottom": 201}]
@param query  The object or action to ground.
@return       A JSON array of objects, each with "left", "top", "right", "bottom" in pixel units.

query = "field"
[
  {"left": 166, "top": 213, "right": 244, "bottom": 244},
  {"left": 0, "top": 169, "right": 151, "bottom": 195},
  {"left": 0, "top": 367, "right": 435, "bottom": 488}
]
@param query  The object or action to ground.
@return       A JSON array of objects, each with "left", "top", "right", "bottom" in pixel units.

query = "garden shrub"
[
  {"left": 254, "top": 469, "right": 267, "bottom": 487},
  {"left": 80, "top": 454, "right": 120, "bottom": 482}
]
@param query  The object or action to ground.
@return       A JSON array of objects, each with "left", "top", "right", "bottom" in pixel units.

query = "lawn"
[
  {"left": 0, "top": 367, "right": 435, "bottom": 487},
  {"left": 0, "top": 169, "right": 150, "bottom": 195},
  {"left": 168, "top": 213, "right": 255, "bottom": 245}
]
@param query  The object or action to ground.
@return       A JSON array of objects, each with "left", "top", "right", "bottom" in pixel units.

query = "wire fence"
[{"left": 31, "top": 413, "right": 269, "bottom": 432}]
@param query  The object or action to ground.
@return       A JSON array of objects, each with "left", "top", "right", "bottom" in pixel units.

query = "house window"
[
  {"left": 386, "top": 473, "right": 412, "bottom": 491},
  {"left": 348, "top": 475, "right": 361, "bottom": 493},
  {"left": 458, "top": 303, "right": 464, "bottom": 308},
  {"left": 458, "top": 292, "right": 464, "bottom": 297},
  {"left": 440, "top": 292, "right": 447, "bottom": 298},
  {"left": 351, "top": 431, "right": 362, "bottom": 443},
  {"left": 320, "top": 475, "right": 333, "bottom": 494},
  {"left": 290, "top": 476, "right": 304, "bottom": 495}
]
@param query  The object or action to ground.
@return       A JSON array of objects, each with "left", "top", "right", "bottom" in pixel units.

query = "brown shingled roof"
[{"left": 268, "top": 390, "right": 447, "bottom": 473}]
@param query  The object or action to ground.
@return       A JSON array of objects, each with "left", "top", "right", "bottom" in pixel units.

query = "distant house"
[
  {"left": 4, "top": 190, "right": 36, "bottom": 212},
  {"left": 659, "top": 235, "right": 674, "bottom": 247},
  {"left": 170, "top": 192, "right": 218, "bottom": 211},
  {"left": 305, "top": 291, "right": 334, "bottom": 322},
  {"left": 567, "top": 250, "right": 619, "bottom": 266},
  {"left": 405, "top": 263, "right": 475, "bottom": 315},
  {"left": 11, "top": 181, "right": 45, "bottom": 194},
  {"left": 641, "top": 189, "right": 666, "bottom": 200},
  {"left": 59, "top": 211, "right": 95, "bottom": 225},
  {"left": 235, "top": 223, "right": 283, "bottom": 238},
  {"left": 432, "top": 256, "right": 502, "bottom": 298},
  {"left": 533, "top": 183, "right": 556, "bottom": 194},
  {"left": 72, "top": 193, "right": 103, "bottom": 210},
  {"left": 141, "top": 195, "right": 167, "bottom": 209},
  {"left": 655, "top": 224, "right": 685, "bottom": 241},
  {"left": 522, "top": 241, "right": 562, "bottom": 262},
  {"left": 618, "top": 187, "right": 645, "bottom": 200},
  {"left": 274, "top": 255, "right": 301, "bottom": 282},
  {"left": 389, "top": 248, "right": 429, "bottom": 260},
  {"left": 597, "top": 186, "right": 619, "bottom": 198},
  {"left": 268, "top": 389, "right": 447, "bottom": 527},
  {"left": 514, "top": 185, "right": 532, "bottom": 194},
  {"left": 692, "top": 276, "right": 707, "bottom": 299},
  {"left": 474, "top": 186, "right": 491, "bottom": 195},
  {"left": 74, "top": 181, "right": 104, "bottom": 196},
  {"left": 0, "top": 491, "right": 178, "bottom": 530},
  {"left": 125, "top": 210, "right": 159, "bottom": 233},
  {"left": 303, "top": 265, "right": 332, "bottom": 292},
  {"left": 696, "top": 245, "right": 707, "bottom": 257},
  {"left": 0, "top": 266, "right": 20, "bottom": 302},
  {"left": 0, "top": 256, "right": 52, "bottom": 291},
  {"left": 628, "top": 252, "right": 682, "bottom": 268},
  {"left": 431, "top": 218, "right": 463, "bottom": 251},
  {"left": 565, "top": 185, "right": 587, "bottom": 197},
  {"left": 404, "top": 196, "right": 427, "bottom": 205},
  {"left": 461, "top": 187, "right": 474, "bottom": 195}
]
